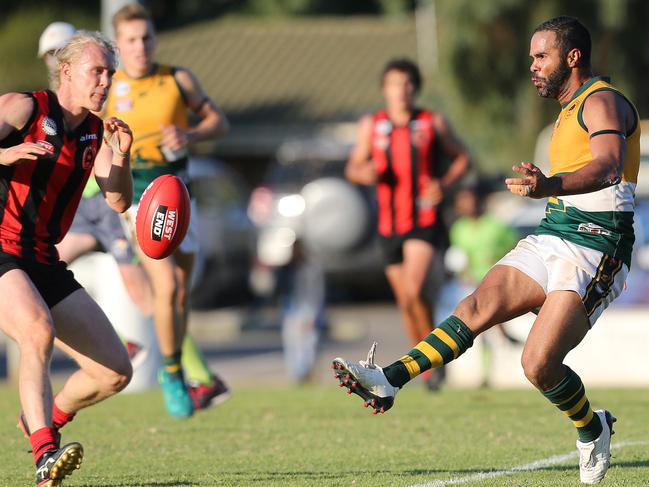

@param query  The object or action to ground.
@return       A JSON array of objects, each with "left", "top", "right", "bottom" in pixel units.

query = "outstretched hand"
[
  {"left": 103, "top": 117, "right": 133, "bottom": 157},
  {"left": 505, "top": 162, "right": 557, "bottom": 199},
  {"left": 0, "top": 141, "right": 54, "bottom": 166}
]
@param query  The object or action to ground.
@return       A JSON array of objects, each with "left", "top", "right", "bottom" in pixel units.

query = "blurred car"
[
  {"left": 188, "top": 157, "right": 256, "bottom": 308},
  {"left": 247, "top": 138, "right": 390, "bottom": 302}
]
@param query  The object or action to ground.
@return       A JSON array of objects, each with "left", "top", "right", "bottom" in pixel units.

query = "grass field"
[{"left": 1, "top": 384, "right": 647, "bottom": 486}]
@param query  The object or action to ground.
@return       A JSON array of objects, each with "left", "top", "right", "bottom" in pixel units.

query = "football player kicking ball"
[
  {"left": 0, "top": 31, "right": 133, "bottom": 486},
  {"left": 334, "top": 16, "right": 639, "bottom": 485}
]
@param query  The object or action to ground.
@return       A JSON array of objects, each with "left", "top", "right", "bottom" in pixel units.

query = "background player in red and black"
[
  {"left": 0, "top": 31, "right": 133, "bottom": 486},
  {"left": 346, "top": 58, "right": 470, "bottom": 389}
]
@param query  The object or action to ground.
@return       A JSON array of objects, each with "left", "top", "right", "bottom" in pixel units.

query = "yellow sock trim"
[
  {"left": 165, "top": 364, "right": 181, "bottom": 374},
  {"left": 573, "top": 408, "right": 594, "bottom": 428},
  {"left": 564, "top": 394, "right": 588, "bottom": 418},
  {"left": 414, "top": 340, "right": 444, "bottom": 368},
  {"left": 433, "top": 329, "right": 460, "bottom": 359},
  {"left": 401, "top": 355, "right": 421, "bottom": 378},
  {"left": 555, "top": 383, "right": 584, "bottom": 406}
]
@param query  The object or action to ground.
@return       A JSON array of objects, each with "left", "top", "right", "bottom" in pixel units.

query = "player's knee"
[
  {"left": 454, "top": 294, "right": 481, "bottom": 323},
  {"left": 18, "top": 316, "right": 55, "bottom": 357},
  {"left": 100, "top": 362, "right": 133, "bottom": 395},
  {"left": 454, "top": 293, "right": 496, "bottom": 332},
  {"left": 521, "top": 351, "right": 553, "bottom": 389}
]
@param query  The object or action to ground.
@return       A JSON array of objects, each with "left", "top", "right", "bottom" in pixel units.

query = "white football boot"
[
  {"left": 332, "top": 342, "right": 399, "bottom": 414},
  {"left": 576, "top": 409, "right": 616, "bottom": 484}
]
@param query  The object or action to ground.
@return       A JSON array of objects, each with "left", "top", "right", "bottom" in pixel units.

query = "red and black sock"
[
  {"left": 52, "top": 401, "right": 75, "bottom": 430},
  {"left": 30, "top": 426, "right": 58, "bottom": 464}
]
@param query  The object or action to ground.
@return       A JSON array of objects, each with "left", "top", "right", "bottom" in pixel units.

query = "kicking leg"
[{"left": 334, "top": 264, "right": 545, "bottom": 412}]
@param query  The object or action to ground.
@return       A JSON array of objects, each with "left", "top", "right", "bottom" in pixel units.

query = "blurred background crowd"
[{"left": 2, "top": 0, "right": 649, "bottom": 386}]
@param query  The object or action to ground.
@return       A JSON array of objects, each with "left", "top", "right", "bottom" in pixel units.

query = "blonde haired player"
[{"left": 0, "top": 31, "right": 133, "bottom": 485}]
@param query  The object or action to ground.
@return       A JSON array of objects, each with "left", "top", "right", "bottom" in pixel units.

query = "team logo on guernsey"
[
  {"left": 151, "top": 205, "right": 178, "bottom": 242},
  {"left": 36, "top": 140, "right": 54, "bottom": 152},
  {"left": 564, "top": 103, "right": 577, "bottom": 119},
  {"left": 410, "top": 120, "right": 432, "bottom": 147},
  {"left": 82, "top": 146, "right": 96, "bottom": 170},
  {"left": 374, "top": 120, "right": 392, "bottom": 150},
  {"left": 115, "top": 99, "right": 133, "bottom": 112},
  {"left": 114, "top": 81, "right": 130, "bottom": 97},
  {"left": 41, "top": 117, "right": 57, "bottom": 136},
  {"left": 376, "top": 120, "right": 392, "bottom": 135}
]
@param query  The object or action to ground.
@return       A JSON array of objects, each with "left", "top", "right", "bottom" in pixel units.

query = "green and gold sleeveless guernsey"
[
  {"left": 104, "top": 64, "right": 189, "bottom": 200},
  {"left": 536, "top": 76, "right": 640, "bottom": 267}
]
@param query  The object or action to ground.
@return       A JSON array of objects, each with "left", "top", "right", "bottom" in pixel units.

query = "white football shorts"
[{"left": 496, "top": 234, "right": 628, "bottom": 326}]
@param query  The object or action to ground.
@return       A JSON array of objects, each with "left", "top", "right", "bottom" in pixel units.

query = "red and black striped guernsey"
[
  {"left": 0, "top": 90, "right": 103, "bottom": 264},
  {"left": 370, "top": 109, "right": 440, "bottom": 237}
]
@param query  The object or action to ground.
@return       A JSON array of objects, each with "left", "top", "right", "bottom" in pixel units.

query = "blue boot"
[{"left": 158, "top": 368, "right": 194, "bottom": 418}]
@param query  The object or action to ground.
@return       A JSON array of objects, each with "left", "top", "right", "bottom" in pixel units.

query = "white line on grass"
[{"left": 408, "top": 440, "right": 649, "bottom": 487}]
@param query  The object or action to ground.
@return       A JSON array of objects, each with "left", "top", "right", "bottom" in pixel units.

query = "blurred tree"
[
  {"left": 422, "top": 0, "right": 649, "bottom": 173},
  {"left": 0, "top": 7, "right": 99, "bottom": 93},
  {"left": 1, "top": 0, "right": 647, "bottom": 175},
  {"left": 148, "top": 0, "right": 415, "bottom": 27}
]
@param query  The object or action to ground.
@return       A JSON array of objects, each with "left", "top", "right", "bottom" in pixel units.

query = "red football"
[{"left": 135, "top": 174, "right": 191, "bottom": 259}]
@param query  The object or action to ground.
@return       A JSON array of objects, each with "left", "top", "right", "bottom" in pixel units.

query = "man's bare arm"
[{"left": 345, "top": 115, "right": 377, "bottom": 186}]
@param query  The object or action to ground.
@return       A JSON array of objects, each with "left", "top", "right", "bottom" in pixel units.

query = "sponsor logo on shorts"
[
  {"left": 41, "top": 116, "right": 57, "bottom": 136},
  {"left": 151, "top": 205, "right": 177, "bottom": 242},
  {"left": 577, "top": 222, "right": 611, "bottom": 236}
]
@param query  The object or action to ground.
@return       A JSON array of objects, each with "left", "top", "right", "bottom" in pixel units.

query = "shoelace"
[{"left": 360, "top": 341, "right": 378, "bottom": 369}]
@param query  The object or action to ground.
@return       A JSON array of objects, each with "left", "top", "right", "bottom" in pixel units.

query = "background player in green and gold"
[
  {"left": 105, "top": 4, "right": 230, "bottom": 418},
  {"left": 334, "top": 16, "right": 640, "bottom": 485}
]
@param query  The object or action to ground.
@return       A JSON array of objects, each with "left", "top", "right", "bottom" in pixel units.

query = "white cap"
[{"left": 38, "top": 22, "right": 76, "bottom": 58}]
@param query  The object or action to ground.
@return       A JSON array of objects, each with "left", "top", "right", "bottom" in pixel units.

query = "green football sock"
[
  {"left": 542, "top": 366, "right": 603, "bottom": 443},
  {"left": 163, "top": 350, "right": 182, "bottom": 378},
  {"left": 383, "top": 315, "right": 474, "bottom": 388},
  {"left": 181, "top": 334, "right": 213, "bottom": 385}
]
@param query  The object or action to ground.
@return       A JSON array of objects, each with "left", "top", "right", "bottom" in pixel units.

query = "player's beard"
[{"left": 534, "top": 59, "right": 571, "bottom": 99}]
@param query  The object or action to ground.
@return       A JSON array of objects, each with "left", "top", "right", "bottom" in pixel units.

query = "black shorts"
[
  {"left": 379, "top": 225, "right": 446, "bottom": 266},
  {"left": 0, "top": 252, "right": 82, "bottom": 308}
]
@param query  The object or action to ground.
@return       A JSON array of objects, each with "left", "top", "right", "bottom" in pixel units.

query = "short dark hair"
[
  {"left": 534, "top": 16, "right": 591, "bottom": 68},
  {"left": 381, "top": 58, "right": 422, "bottom": 93}
]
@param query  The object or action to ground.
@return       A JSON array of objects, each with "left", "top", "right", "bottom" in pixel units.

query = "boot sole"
[
  {"left": 48, "top": 442, "right": 83, "bottom": 481},
  {"left": 332, "top": 360, "right": 394, "bottom": 414}
]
